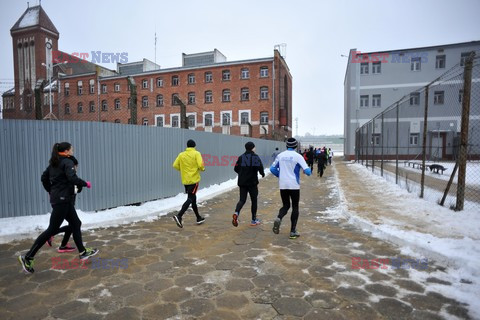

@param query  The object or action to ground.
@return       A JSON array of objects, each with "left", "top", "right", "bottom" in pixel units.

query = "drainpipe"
[{"left": 272, "top": 52, "right": 275, "bottom": 139}]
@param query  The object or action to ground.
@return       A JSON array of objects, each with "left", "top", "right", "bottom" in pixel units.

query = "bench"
[{"left": 429, "top": 164, "right": 448, "bottom": 174}]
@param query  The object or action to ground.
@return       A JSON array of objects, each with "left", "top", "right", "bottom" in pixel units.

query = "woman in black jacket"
[
  {"left": 18, "top": 142, "right": 98, "bottom": 274},
  {"left": 232, "top": 142, "right": 265, "bottom": 227}
]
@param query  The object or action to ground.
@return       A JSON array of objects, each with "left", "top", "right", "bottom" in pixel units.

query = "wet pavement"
[{"left": 0, "top": 159, "right": 471, "bottom": 319}]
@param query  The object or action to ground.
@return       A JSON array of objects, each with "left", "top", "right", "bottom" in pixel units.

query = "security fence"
[
  {"left": 356, "top": 52, "right": 480, "bottom": 211},
  {"left": 0, "top": 120, "right": 283, "bottom": 218}
]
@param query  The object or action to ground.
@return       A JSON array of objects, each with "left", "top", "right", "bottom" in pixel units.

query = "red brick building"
[{"left": 3, "top": 5, "right": 293, "bottom": 139}]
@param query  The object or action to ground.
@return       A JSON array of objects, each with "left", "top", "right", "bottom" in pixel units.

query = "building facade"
[
  {"left": 343, "top": 41, "right": 480, "bottom": 160},
  {"left": 3, "top": 5, "right": 293, "bottom": 140}
]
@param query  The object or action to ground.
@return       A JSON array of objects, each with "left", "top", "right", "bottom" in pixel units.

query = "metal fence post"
[
  {"left": 396, "top": 103, "right": 399, "bottom": 184},
  {"left": 366, "top": 122, "right": 369, "bottom": 168},
  {"left": 420, "top": 86, "right": 429, "bottom": 198},
  {"left": 381, "top": 112, "right": 384, "bottom": 177},
  {"left": 456, "top": 52, "right": 475, "bottom": 211},
  {"left": 372, "top": 118, "right": 375, "bottom": 173}
]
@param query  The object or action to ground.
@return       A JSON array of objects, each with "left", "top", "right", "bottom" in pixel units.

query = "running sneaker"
[
  {"left": 289, "top": 231, "right": 301, "bottom": 239},
  {"left": 173, "top": 215, "right": 183, "bottom": 228},
  {"left": 58, "top": 244, "right": 76, "bottom": 253},
  {"left": 18, "top": 255, "right": 34, "bottom": 274},
  {"left": 250, "top": 219, "right": 261, "bottom": 226},
  {"left": 46, "top": 236, "right": 54, "bottom": 247},
  {"left": 196, "top": 216, "right": 206, "bottom": 225},
  {"left": 232, "top": 213, "right": 239, "bottom": 227},
  {"left": 79, "top": 247, "right": 99, "bottom": 260},
  {"left": 272, "top": 217, "right": 281, "bottom": 234}
]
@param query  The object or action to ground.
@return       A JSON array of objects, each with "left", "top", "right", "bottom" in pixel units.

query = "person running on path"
[
  {"left": 317, "top": 147, "right": 328, "bottom": 177},
  {"left": 307, "top": 147, "right": 315, "bottom": 173},
  {"left": 232, "top": 141, "right": 265, "bottom": 227},
  {"left": 271, "top": 147, "right": 280, "bottom": 163},
  {"left": 328, "top": 147, "right": 333, "bottom": 165},
  {"left": 18, "top": 142, "right": 98, "bottom": 274},
  {"left": 270, "top": 138, "right": 311, "bottom": 239},
  {"left": 172, "top": 139, "right": 206, "bottom": 228}
]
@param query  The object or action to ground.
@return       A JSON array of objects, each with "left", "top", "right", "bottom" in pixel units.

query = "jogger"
[
  {"left": 270, "top": 138, "right": 311, "bottom": 239},
  {"left": 172, "top": 139, "right": 206, "bottom": 228},
  {"left": 233, "top": 141, "right": 265, "bottom": 226}
]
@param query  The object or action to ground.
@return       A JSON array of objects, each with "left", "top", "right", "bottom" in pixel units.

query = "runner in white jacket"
[{"left": 270, "top": 138, "right": 311, "bottom": 239}]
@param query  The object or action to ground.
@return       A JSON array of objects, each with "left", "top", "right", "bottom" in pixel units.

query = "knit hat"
[
  {"left": 245, "top": 141, "right": 255, "bottom": 151},
  {"left": 187, "top": 139, "right": 196, "bottom": 148},
  {"left": 286, "top": 138, "right": 297, "bottom": 149}
]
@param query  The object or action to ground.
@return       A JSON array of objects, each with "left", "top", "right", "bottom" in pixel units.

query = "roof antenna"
[{"left": 27, "top": 2, "right": 29, "bottom": 8}]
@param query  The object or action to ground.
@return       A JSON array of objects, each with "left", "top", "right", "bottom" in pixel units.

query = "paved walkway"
[{"left": 0, "top": 159, "right": 471, "bottom": 319}]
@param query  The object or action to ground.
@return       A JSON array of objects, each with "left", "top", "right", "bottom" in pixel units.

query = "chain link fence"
[{"left": 356, "top": 51, "right": 479, "bottom": 211}]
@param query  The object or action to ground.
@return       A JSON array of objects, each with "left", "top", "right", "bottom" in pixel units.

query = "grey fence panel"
[{"left": 0, "top": 120, "right": 283, "bottom": 218}]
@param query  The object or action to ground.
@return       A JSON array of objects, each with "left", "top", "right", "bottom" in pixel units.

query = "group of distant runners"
[{"left": 19, "top": 137, "right": 332, "bottom": 274}]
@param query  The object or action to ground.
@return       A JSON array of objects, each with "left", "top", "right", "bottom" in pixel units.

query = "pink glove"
[{"left": 86, "top": 181, "right": 92, "bottom": 189}]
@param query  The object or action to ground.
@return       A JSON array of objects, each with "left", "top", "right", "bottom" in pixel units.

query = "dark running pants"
[
  {"left": 178, "top": 183, "right": 201, "bottom": 219},
  {"left": 235, "top": 185, "right": 258, "bottom": 221},
  {"left": 277, "top": 189, "right": 300, "bottom": 232},
  {"left": 26, "top": 202, "right": 85, "bottom": 259}
]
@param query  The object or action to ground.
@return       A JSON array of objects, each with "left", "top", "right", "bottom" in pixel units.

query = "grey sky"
[{"left": 1, "top": 0, "right": 479, "bottom": 135}]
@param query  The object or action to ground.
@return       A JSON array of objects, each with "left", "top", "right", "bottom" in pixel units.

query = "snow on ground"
[
  {"left": 0, "top": 176, "right": 243, "bottom": 244},
  {"left": 333, "top": 162, "right": 480, "bottom": 319}
]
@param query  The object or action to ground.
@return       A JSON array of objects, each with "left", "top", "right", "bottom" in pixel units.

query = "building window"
[
  {"left": 188, "top": 73, "right": 195, "bottom": 84},
  {"left": 205, "top": 91, "right": 213, "bottom": 103},
  {"left": 260, "top": 87, "right": 268, "bottom": 99},
  {"left": 142, "top": 118, "right": 148, "bottom": 126},
  {"left": 142, "top": 96, "right": 148, "bottom": 107},
  {"left": 77, "top": 83, "right": 83, "bottom": 95},
  {"left": 172, "top": 75, "right": 179, "bottom": 86},
  {"left": 411, "top": 57, "right": 421, "bottom": 71},
  {"left": 360, "top": 63, "right": 369, "bottom": 74},
  {"left": 102, "top": 100, "right": 107, "bottom": 111},
  {"left": 260, "top": 112, "right": 269, "bottom": 124},
  {"left": 222, "top": 112, "right": 231, "bottom": 126},
  {"left": 240, "top": 111, "right": 249, "bottom": 125},
  {"left": 360, "top": 95, "right": 369, "bottom": 108},
  {"left": 434, "top": 91, "right": 444, "bottom": 105},
  {"left": 142, "top": 79, "right": 148, "bottom": 89},
  {"left": 65, "top": 103, "right": 70, "bottom": 114},
  {"left": 435, "top": 55, "right": 446, "bottom": 69},
  {"left": 410, "top": 133, "right": 419, "bottom": 145},
  {"left": 115, "top": 99, "right": 120, "bottom": 110},
  {"left": 204, "top": 113, "right": 213, "bottom": 127},
  {"left": 459, "top": 89, "right": 463, "bottom": 104},
  {"left": 89, "top": 101, "right": 95, "bottom": 112},
  {"left": 188, "top": 114, "right": 196, "bottom": 128},
  {"left": 172, "top": 94, "right": 179, "bottom": 105},
  {"left": 241, "top": 68, "right": 250, "bottom": 79},
  {"left": 127, "top": 97, "right": 131, "bottom": 109},
  {"left": 102, "top": 84, "right": 107, "bottom": 93},
  {"left": 89, "top": 83, "right": 94, "bottom": 94},
  {"left": 156, "top": 116, "right": 164, "bottom": 127},
  {"left": 205, "top": 72, "right": 213, "bottom": 83},
  {"left": 77, "top": 102, "right": 83, "bottom": 113},
  {"left": 115, "top": 119, "right": 121, "bottom": 124},
  {"left": 114, "top": 83, "right": 120, "bottom": 92},
  {"left": 172, "top": 115, "right": 179, "bottom": 128},
  {"left": 460, "top": 52, "right": 471, "bottom": 66},
  {"left": 372, "top": 134, "right": 380, "bottom": 146},
  {"left": 372, "top": 62, "right": 381, "bottom": 74},
  {"left": 410, "top": 92, "right": 420, "bottom": 106},
  {"left": 188, "top": 92, "right": 196, "bottom": 104},
  {"left": 222, "top": 89, "right": 231, "bottom": 102},
  {"left": 156, "top": 94, "right": 164, "bottom": 107},
  {"left": 241, "top": 88, "right": 249, "bottom": 101},
  {"left": 260, "top": 66, "right": 269, "bottom": 78},
  {"left": 372, "top": 94, "right": 381, "bottom": 107},
  {"left": 64, "top": 83, "right": 70, "bottom": 96},
  {"left": 128, "top": 118, "right": 132, "bottom": 124},
  {"left": 222, "top": 70, "right": 231, "bottom": 81},
  {"left": 157, "top": 77, "right": 163, "bottom": 87}
]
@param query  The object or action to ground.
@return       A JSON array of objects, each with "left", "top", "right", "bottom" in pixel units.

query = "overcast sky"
[{"left": 1, "top": 0, "right": 479, "bottom": 135}]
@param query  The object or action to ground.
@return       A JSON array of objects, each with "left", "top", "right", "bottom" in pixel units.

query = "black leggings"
[
  {"left": 235, "top": 185, "right": 258, "bottom": 220},
  {"left": 26, "top": 202, "right": 85, "bottom": 259},
  {"left": 178, "top": 183, "right": 201, "bottom": 219},
  {"left": 278, "top": 189, "right": 300, "bottom": 232}
]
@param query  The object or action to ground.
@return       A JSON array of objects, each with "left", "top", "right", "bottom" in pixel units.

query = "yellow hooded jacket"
[{"left": 173, "top": 147, "right": 205, "bottom": 185}]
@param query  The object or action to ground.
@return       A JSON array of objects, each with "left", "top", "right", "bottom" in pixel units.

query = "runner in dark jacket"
[
  {"left": 18, "top": 142, "right": 98, "bottom": 274},
  {"left": 232, "top": 142, "right": 265, "bottom": 227},
  {"left": 317, "top": 148, "right": 328, "bottom": 177}
]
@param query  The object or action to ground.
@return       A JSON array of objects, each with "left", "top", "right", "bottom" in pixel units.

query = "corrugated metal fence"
[{"left": 0, "top": 119, "right": 284, "bottom": 218}]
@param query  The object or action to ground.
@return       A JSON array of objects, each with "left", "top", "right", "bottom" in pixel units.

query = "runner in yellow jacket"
[{"left": 172, "top": 139, "right": 206, "bottom": 228}]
